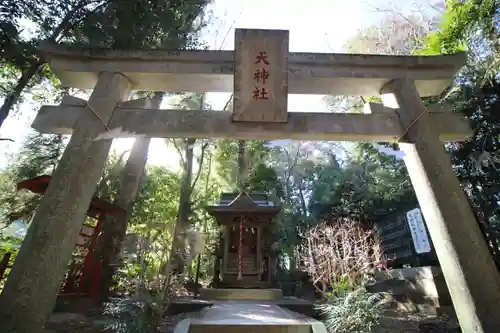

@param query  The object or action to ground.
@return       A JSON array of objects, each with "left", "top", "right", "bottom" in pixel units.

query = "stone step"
[
  {"left": 166, "top": 296, "right": 315, "bottom": 318},
  {"left": 218, "top": 279, "right": 270, "bottom": 289},
  {"left": 173, "top": 301, "right": 327, "bottom": 333},
  {"left": 199, "top": 288, "right": 283, "bottom": 301}
]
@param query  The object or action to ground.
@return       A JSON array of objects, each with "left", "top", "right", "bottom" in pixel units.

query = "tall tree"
[
  {"left": 163, "top": 93, "right": 211, "bottom": 291},
  {"left": 0, "top": 1, "right": 211, "bottom": 332},
  {"left": 0, "top": 0, "right": 209, "bottom": 130},
  {"left": 0, "top": 0, "right": 113, "bottom": 129},
  {"left": 85, "top": 0, "right": 209, "bottom": 300},
  {"left": 96, "top": 94, "right": 160, "bottom": 301},
  {"left": 346, "top": 2, "right": 443, "bottom": 55}
]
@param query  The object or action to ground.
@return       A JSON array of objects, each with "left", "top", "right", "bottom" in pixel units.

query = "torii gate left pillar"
[{"left": 0, "top": 73, "right": 132, "bottom": 333}]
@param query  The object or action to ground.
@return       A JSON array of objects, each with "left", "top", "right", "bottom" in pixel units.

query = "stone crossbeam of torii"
[{"left": 0, "top": 29, "right": 499, "bottom": 333}]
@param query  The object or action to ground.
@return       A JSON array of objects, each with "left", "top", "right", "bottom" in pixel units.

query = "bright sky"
[{"left": 0, "top": 0, "right": 429, "bottom": 170}]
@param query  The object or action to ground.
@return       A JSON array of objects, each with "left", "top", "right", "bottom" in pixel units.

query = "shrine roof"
[
  {"left": 17, "top": 175, "right": 124, "bottom": 218},
  {"left": 206, "top": 192, "right": 281, "bottom": 217}
]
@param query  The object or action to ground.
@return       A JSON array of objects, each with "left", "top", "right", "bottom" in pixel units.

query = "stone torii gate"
[{"left": 0, "top": 29, "right": 499, "bottom": 333}]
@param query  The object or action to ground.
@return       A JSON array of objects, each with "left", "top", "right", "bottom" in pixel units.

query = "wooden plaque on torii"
[{"left": 233, "top": 29, "right": 289, "bottom": 123}]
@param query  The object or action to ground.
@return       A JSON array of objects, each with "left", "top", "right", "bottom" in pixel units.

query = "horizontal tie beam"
[{"left": 32, "top": 101, "right": 472, "bottom": 142}]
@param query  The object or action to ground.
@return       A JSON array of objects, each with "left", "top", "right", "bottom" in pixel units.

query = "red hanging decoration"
[{"left": 237, "top": 216, "right": 244, "bottom": 280}]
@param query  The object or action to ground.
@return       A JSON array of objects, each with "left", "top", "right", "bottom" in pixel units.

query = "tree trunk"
[
  {"left": 98, "top": 136, "right": 151, "bottom": 299},
  {"left": 0, "top": 61, "right": 43, "bottom": 130},
  {"left": 175, "top": 138, "right": 195, "bottom": 270},
  {"left": 97, "top": 93, "right": 162, "bottom": 300},
  {"left": 163, "top": 138, "right": 195, "bottom": 293},
  {"left": 298, "top": 187, "right": 308, "bottom": 217},
  {"left": 237, "top": 140, "right": 247, "bottom": 191},
  {"left": 212, "top": 231, "right": 223, "bottom": 286},
  {"left": 163, "top": 95, "right": 210, "bottom": 295},
  {"left": 195, "top": 154, "right": 212, "bottom": 292}
]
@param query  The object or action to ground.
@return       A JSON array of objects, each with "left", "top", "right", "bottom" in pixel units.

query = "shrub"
[
  {"left": 103, "top": 297, "right": 162, "bottom": 333},
  {"left": 316, "top": 288, "right": 390, "bottom": 333},
  {"left": 300, "top": 219, "right": 383, "bottom": 297}
]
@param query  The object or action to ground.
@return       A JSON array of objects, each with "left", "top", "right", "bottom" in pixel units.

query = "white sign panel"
[{"left": 406, "top": 208, "right": 431, "bottom": 254}]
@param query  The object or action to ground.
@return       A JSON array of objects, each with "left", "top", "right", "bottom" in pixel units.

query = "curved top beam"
[{"left": 40, "top": 43, "right": 466, "bottom": 97}]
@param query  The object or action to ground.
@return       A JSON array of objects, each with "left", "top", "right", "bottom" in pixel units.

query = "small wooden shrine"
[{"left": 206, "top": 192, "right": 281, "bottom": 288}]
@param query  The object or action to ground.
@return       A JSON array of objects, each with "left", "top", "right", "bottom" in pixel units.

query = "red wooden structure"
[
  {"left": 0, "top": 175, "right": 124, "bottom": 300},
  {"left": 0, "top": 253, "right": 11, "bottom": 282}
]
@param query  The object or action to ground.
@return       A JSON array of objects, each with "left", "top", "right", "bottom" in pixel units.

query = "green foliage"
[
  {"left": 248, "top": 163, "right": 284, "bottom": 198},
  {"left": 0, "top": 232, "right": 22, "bottom": 291},
  {"left": 0, "top": 0, "right": 212, "bottom": 130},
  {"left": 309, "top": 143, "right": 416, "bottom": 222},
  {"left": 415, "top": 0, "right": 500, "bottom": 264},
  {"left": 0, "top": 132, "right": 66, "bottom": 224},
  {"left": 419, "top": 0, "right": 498, "bottom": 55},
  {"left": 446, "top": 73, "right": 500, "bottom": 264},
  {"left": 331, "top": 277, "right": 350, "bottom": 294},
  {"left": 214, "top": 139, "right": 275, "bottom": 191},
  {"left": 316, "top": 288, "right": 391, "bottom": 333},
  {"left": 67, "top": 0, "right": 211, "bottom": 49},
  {"left": 0, "top": 1, "right": 38, "bottom": 68},
  {"left": 103, "top": 297, "right": 161, "bottom": 333},
  {"left": 12, "top": 132, "right": 65, "bottom": 179},
  {"left": 0, "top": 0, "right": 497, "bottom": 312},
  {"left": 417, "top": 0, "right": 499, "bottom": 79},
  {"left": 108, "top": 165, "right": 184, "bottom": 295}
]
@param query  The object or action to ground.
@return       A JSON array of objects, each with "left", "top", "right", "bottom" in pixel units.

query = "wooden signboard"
[{"left": 233, "top": 29, "right": 289, "bottom": 123}]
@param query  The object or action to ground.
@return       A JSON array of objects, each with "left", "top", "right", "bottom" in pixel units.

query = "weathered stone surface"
[
  {"left": 233, "top": 29, "right": 288, "bottom": 122},
  {"left": 373, "top": 266, "right": 444, "bottom": 280},
  {"left": 367, "top": 267, "right": 455, "bottom": 318},
  {"left": 0, "top": 72, "right": 132, "bottom": 333},
  {"left": 175, "top": 301, "right": 326, "bottom": 333},
  {"left": 370, "top": 267, "right": 451, "bottom": 303},
  {"left": 373, "top": 311, "right": 460, "bottom": 333},
  {"left": 381, "top": 79, "right": 500, "bottom": 333},
  {"left": 198, "top": 288, "right": 283, "bottom": 301},
  {"left": 32, "top": 105, "right": 472, "bottom": 142},
  {"left": 39, "top": 43, "right": 465, "bottom": 96}
]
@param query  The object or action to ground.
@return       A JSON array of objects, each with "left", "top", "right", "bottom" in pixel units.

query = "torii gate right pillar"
[{"left": 381, "top": 79, "right": 500, "bottom": 332}]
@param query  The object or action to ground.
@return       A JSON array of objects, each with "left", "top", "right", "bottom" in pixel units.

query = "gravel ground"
[
  {"left": 44, "top": 311, "right": 202, "bottom": 333},
  {"left": 156, "top": 311, "right": 201, "bottom": 333},
  {"left": 45, "top": 313, "right": 102, "bottom": 333},
  {"left": 44, "top": 309, "right": 459, "bottom": 333},
  {"left": 374, "top": 312, "right": 461, "bottom": 333}
]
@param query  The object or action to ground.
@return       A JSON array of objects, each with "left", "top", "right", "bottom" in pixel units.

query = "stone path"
[
  {"left": 174, "top": 301, "right": 327, "bottom": 333},
  {"left": 44, "top": 305, "right": 460, "bottom": 333}
]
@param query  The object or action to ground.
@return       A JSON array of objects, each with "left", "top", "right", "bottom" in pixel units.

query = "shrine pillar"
[
  {"left": 381, "top": 79, "right": 500, "bottom": 332},
  {"left": 0, "top": 72, "right": 132, "bottom": 333}
]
